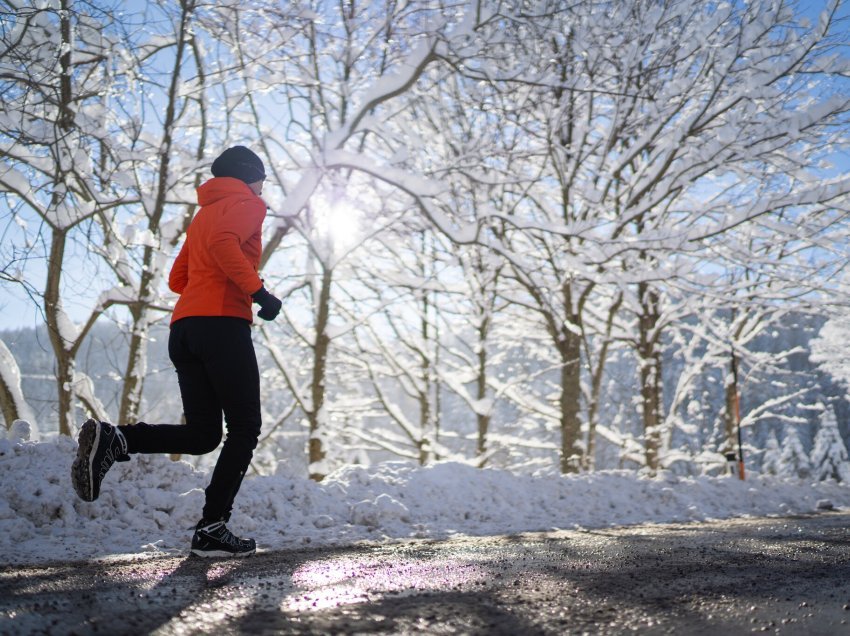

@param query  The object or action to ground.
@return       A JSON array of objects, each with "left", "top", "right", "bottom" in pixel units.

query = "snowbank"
[{"left": 1, "top": 432, "right": 849, "bottom": 566}]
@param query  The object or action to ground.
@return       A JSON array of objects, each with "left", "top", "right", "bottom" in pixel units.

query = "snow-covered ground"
[{"left": 2, "top": 426, "right": 849, "bottom": 567}]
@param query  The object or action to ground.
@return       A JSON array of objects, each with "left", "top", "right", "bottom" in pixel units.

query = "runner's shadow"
[
  {"left": 134, "top": 553, "right": 266, "bottom": 633},
  {"left": 0, "top": 553, "right": 248, "bottom": 636}
]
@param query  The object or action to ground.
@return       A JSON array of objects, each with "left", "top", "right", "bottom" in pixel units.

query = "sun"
[
  {"left": 327, "top": 202, "right": 360, "bottom": 246},
  {"left": 312, "top": 193, "right": 362, "bottom": 255}
]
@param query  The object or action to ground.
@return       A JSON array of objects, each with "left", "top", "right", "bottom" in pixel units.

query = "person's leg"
[
  {"left": 119, "top": 316, "right": 260, "bottom": 525},
  {"left": 118, "top": 318, "right": 223, "bottom": 456},
  {"left": 194, "top": 318, "right": 261, "bottom": 523},
  {"left": 71, "top": 418, "right": 130, "bottom": 501},
  {"left": 187, "top": 317, "right": 261, "bottom": 557}
]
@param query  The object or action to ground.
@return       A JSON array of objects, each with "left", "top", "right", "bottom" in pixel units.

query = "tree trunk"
[
  {"left": 475, "top": 317, "right": 490, "bottom": 463},
  {"left": 308, "top": 268, "right": 332, "bottom": 481},
  {"left": 118, "top": 0, "right": 197, "bottom": 427},
  {"left": 558, "top": 325, "right": 583, "bottom": 474},
  {"left": 637, "top": 282, "right": 662, "bottom": 472},
  {"left": 118, "top": 306, "right": 145, "bottom": 425},
  {"left": 418, "top": 284, "right": 433, "bottom": 466},
  {"left": 723, "top": 350, "right": 741, "bottom": 456},
  {"left": 0, "top": 356, "right": 20, "bottom": 429},
  {"left": 44, "top": 1, "right": 77, "bottom": 437},
  {"left": 58, "top": 0, "right": 74, "bottom": 132},
  {"left": 44, "top": 229, "right": 75, "bottom": 437},
  {"left": 416, "top": 230, "right": 439, "bottom": 465},
  {"left": 0, "top": 379, "right": 17, "bottom": 429}
]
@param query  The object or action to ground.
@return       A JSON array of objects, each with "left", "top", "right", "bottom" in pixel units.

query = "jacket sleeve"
[
  {"left": 208, "top": 198, "right": 266, "bottom": 295},
  {"left": 168, "top": 242, "right": 189, "bottom": 294}
]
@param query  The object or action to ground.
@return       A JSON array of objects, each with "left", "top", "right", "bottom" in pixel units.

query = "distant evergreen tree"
[
  {"left": 760, "top": 430, "right": 782, "bottom": 476},
  {"left": 778, "top": 427, "right": 811, "bottom": 480},
  {"left": 810, "top": 406, "right": 850, "bottom": 482}
]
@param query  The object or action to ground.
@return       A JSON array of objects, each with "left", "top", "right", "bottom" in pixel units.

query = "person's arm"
[
  {"left": 208, "top": 198, "right": 266, "bottom": 294},
  {"left": 251, "top": 285, "right": 282, "bottom": 320},
  {"left": 168, "top": 242, "right": 189, "bottom": 294}
]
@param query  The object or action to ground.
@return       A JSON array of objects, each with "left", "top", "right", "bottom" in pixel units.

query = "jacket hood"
[{"left": 197, "top": 176, "right": 258, "bottom": 207}]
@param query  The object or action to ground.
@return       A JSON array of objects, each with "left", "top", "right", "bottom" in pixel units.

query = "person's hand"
[{"left": 251, "top": 286, "right": 282, "bottom": 321}]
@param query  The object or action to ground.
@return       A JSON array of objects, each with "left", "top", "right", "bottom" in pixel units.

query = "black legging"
[{"left": 119, "top": 316, "right": 261, "bottom": 523}]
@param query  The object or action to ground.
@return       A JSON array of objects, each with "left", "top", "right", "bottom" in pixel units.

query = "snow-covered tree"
[
  {"left": 778, "top": 426, "right": 812, "bottom": 480},
  {"left": 811, "top": 313, "right": 850, "bottom": 393},
  {"left": 0, "top": 1, "right": 226, "bottom": 434},
  {"left": 2, "top": 0, "right": 850, "bottom": 483},
  {"left": 204, "top": 0, "right": 530, "bottom": 478},
  {"left": 0, "top": 1, "right": 137, "bottom": 434},
  {"left": 761, "top": 430, "right": 782, "bottom": 476},
  {"left": 106, "top": 0, "right": 218, "bottom": 427},
  {"left": 810, "top": 405, "right": 850, "bottom": 482},
  {"left": 367, "top": 69, "right": 522, "bottom": 467},
  {"left": 480, "top": 0, "right": 850, "bottom": 472}
]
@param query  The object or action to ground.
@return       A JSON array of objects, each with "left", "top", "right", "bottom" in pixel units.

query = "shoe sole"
[
  {"left": 190, "top": 548, "right": 256, "bottom": 558},
  {"left": 71, "top": 420, "right": 99, "bottom": 502}
]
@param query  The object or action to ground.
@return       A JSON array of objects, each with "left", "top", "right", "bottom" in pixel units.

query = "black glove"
[{"left": 251, "top": 286, "right": 282, "bottom": 321}]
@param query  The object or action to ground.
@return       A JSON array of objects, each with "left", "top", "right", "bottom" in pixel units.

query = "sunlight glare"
[{"left": 314, "top": 194, "right": 361, "bottom": 254}]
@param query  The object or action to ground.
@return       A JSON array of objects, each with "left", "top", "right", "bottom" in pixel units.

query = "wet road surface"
[{"left": 1, "top": 512, "right": 849, "bottom": 635}]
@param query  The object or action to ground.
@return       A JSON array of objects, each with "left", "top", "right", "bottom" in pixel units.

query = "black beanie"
[{"left": 211, "top": 146, "right": 266, "bottom": 184}]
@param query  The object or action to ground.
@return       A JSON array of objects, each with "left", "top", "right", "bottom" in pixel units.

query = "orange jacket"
[{"left": 169, "top": 177, "right": 266, "bottom": 324}]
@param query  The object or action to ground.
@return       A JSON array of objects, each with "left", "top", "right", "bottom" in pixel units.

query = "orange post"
[{"left": 731, "top": 350, "right": 745, "bottom": 481}]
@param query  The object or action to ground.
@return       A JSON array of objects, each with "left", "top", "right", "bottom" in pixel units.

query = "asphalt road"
[{"left": 1, "top": 512, "right": 849, "bottom": 635}]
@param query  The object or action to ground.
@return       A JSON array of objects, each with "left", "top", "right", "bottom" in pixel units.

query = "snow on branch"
[
  {"left": 0, "top": 339, "right": 37, "bottom": 430},
  {"left": 269, "top": 0, "right": 495, "bottom": 240},
  {"left": 322, "top": 148, "right": 479, "bottom": 244},
  {"left": 72, "top": 370, "right": 109, "bottom": 424},
  {"left": 691, "top": 176, "right": 850, "bottom": 242}
]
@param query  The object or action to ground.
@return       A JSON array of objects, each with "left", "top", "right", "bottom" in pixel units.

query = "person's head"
[{"left": 211, "top": 145, "right": 266, "bottom": 195}]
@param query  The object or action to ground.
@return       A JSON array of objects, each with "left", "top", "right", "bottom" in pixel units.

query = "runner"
[{"left": 71, "top": 145, "right": 282, "bottom": 557}]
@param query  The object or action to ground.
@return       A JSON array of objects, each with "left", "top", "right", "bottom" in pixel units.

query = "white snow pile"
[{"left": 2, "top": 428, "right": 850, "bottom": 566}]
